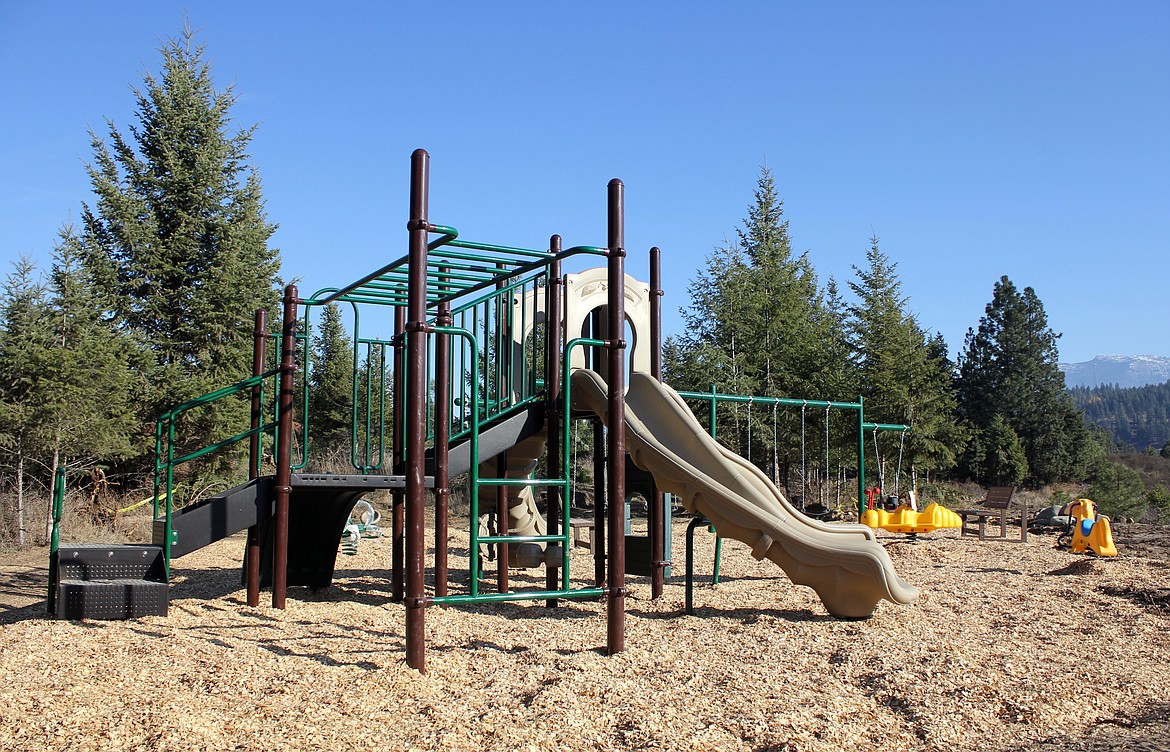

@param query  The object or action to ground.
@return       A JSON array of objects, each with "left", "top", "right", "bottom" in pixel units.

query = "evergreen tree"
[
  {"left": 980, "top": 414, "right": 1029, "bottom": 487},
  {"left": 1089, "top": 459, "right": 1146, "bottom": 519},
  {"left": 0, "top": 259, "right": 53, "bottom": 546},
  {"left": 0, "top": 235, "right": 138, "bottom": 545},
  {"left": 307, "top": 303, "right": 354, "bottom": 459},
  {"left": 847, "top": 236, "right": 916, "bottom": 419},
  {"left": 957, "top": 276, "right": 1091, "bottom": 485},
  {"left": 79, "top": 27, "right": 280, "bottom": 467},
  {"left": 41, "top": 227, "right": 137, "bottom": 489},
  {"left": 666, "top": 166, "right": 830, "bottom": 482},
  {"left": 846, "top": 236, "right": 961, "bottom": 482}
]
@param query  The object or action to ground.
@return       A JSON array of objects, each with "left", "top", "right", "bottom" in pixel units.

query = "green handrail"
[
  {"left": 153, "top": 366, "right": 282, "bottom": 575},
  {"left": 46, "top": 466, "right": 65, "bottom": 614},
  {"left": 562, "top": 336, "right": 606, "bottom": 592},
  {"left": 431, "top": 324, "right": 482, "bottom": 595}
]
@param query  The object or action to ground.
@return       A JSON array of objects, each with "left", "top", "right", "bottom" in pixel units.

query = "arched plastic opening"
[{"left": 563, "top": 268, "right": 651, "bottom": 378}]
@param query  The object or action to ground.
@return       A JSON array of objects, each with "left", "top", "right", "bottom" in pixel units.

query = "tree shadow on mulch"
[
  {"left": 1098, "top": 584, "right": 1170, "bottom": 616},
  {"left": 1007, "top": 701, "right": 1170, "bottom": 751},
  {"left": 0, "top": 564, "right": 50, "bottom": 625},
  {"left": 0, "top": 600, "right": 51, "bottom": 625}
]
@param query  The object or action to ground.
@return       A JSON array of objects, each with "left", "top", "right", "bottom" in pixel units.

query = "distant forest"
[{"left": 1071, "top": 381, "right": 1170, "bottom": 452}]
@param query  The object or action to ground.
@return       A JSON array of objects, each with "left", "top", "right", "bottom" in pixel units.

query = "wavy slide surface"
[{"left": 572, "top": 369, "right": 919, "bottom": 618}]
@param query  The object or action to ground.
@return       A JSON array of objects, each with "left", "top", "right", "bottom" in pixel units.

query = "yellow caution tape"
[{"left": 114, "top": 492, "right": 171, "bottom": 514}]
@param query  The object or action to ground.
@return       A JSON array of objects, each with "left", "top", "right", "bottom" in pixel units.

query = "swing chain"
[
  {"left": 894, "top": 429, "right": 906, "bottom": 497},
  {"left": 800, "top": 401, "right": 807, "bottom": 510}
]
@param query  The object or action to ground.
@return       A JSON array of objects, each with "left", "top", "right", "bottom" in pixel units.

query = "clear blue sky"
[{"left": 2, "top": 2, "right": 1167, "bottom": 365}]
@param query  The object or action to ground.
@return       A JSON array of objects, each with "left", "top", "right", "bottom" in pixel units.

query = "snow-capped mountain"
[{"left": 1060, "top": 355, "right": 1170, "bottom": 389}]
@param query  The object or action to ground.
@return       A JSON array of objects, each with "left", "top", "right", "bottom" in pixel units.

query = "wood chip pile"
[{"left": 2, "top": 520, "right": 1168, "bottom": 751}]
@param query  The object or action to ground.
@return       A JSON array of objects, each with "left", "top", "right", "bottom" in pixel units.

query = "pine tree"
[
  {"left": 847, "top": 236, "right": 915, "bottom": 421},
  {"left": 307, "top": 303, "right": 354, "bottom": 460},
  {"left": 0, "top": 234, "right": 139, "bottom": 545},
  {"left": 846, "top": 236, "right": 961, "bottom": 483},
  {"left": 818, "top": 278, "right": 858, "bottom": 400},
  {"left": 981, "top": 414, "right": 1029, "bottom": 486},
  {"left": 41, "top": 227, "right": 137, "bottom": 492},
  {"left": 957, "top": 276, "right": 1091, "bottom": 485},
  {"left": 80, "top": 27, "right": 280, "bottom": 468},
  {"left": 0, "top": 259, "right": 52, "bottom": 546},
  {"left": 667, "top": 166, "right": 830, "bottom": 483},
  {"left": 1089, "top": 459, "right": 1146, "bottom": 519}
]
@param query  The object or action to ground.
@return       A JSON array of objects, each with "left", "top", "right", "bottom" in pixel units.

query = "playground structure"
[
  {"left": 48, "top": 149, "right": 919, "bottom": 671},
  {"left": 1064, "top": 499, "right": 1118, "bottom": 557}
]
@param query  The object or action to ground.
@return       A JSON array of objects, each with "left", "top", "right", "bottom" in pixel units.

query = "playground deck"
[{"left": 4, "top": 521, "right": 1170, "bottom": 751}]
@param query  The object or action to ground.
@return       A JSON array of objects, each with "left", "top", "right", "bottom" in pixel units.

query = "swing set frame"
[{"left": 675, "top": 387, "right": 909, "bottom": 519}]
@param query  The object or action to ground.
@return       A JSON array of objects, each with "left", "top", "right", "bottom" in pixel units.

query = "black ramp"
[{"left": 154, "top": 477, "right": 274, "bottom": 558}]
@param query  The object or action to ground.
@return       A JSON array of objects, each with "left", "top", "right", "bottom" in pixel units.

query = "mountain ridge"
[{"left": 1060, "top": 355, "right": 1170, "bottom": 389}]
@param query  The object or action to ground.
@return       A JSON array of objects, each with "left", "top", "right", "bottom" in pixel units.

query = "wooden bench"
[
  {"left": 958, "top": 487, "right": 1028, "bottom": 542},
  {"left": 569, "top": 518, "right": 595, "bottom": 553}
]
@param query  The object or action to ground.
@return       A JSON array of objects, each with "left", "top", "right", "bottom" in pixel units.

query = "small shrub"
[
  {"left": 1146, "top": 484, "right": 1170, "bottom": 521},
  {"left": 1089, "top": 460, "right": 1148, "bottom": 520}
]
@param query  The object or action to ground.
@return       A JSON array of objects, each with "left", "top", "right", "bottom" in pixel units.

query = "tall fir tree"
[
  {"left": 666, "top": 166, "right": 831, "bottom": 482},
  {"left": 80, "top": 27, "right": 280, "bottom": 471},
  {"left": 307, "top": 303, "right": 355, "bottom": 461},
  {"left": 846, "top": 236, "right": 961, "bottom": 485},
  {"left": 0, "top": 259, "right": 53, "bottom": 545},
  {"left": 957, "top": 276, "right": 1091, "bottom": 485}
]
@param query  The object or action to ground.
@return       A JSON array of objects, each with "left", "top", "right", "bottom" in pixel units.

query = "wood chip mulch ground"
[{"left": 2, "top": 520, "right": 1168, "bottom": 751}]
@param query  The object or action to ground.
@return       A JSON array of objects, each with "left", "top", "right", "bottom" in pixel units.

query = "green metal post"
[
  {"left": 857, "top": 394, "right": 866, "bottom": 519},
  {"left": 709, "top": 384, "right": 717, "bottom": 440},
  {"left": 46, "top": 467, "right": 65, "bottom": 615},
  {"left": 712, "top": 528, "right": 723, "bottom": 584}
]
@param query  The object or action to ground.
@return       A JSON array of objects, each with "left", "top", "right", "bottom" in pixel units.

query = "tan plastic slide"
[{"left": 572, "top": 369, "right": 919, "bottom": 618}]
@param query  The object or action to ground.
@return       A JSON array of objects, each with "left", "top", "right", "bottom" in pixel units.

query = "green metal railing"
[
  {"left": 153, "top": 367, "right": 282, "bottom": 573},
  {"left": 144, "top": 229, "right": 607, "bottom": 597},
  {"left": 429, "top": 326, "right": 603, "bottom": 606},
  {"left": 440, "top": 272, "right": 548, "bottom": 445}
]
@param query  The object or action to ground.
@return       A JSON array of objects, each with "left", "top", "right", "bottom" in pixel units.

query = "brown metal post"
[
  {"left": 591, "top": 309, "right": 606, "bottom": 587},
  {"left": 544, "top": 248, "right": 563, "bottom": 606},
  {"left": 391, "top": 305, "right": 406, "bottom": 602},
  {"left": 434, "top": 268, "right": 452, "bottom": 599},
  {"left": 273, "top": 286, "right": 298, "bottom": 609},
  {"left": 605, "top": 179, "right": 627, "bottom": 655},
  {"left": 246, "top": 309, "right": 267, "bottom": 608},
  {"left": 404, "top": 148, "right": 430, "bottom": 672},
  {"left": 649, "top": 246, "right": 665, "bottom": 599},
  {"left": 496, "top": 450, "right": 510, "bottom": 593}
]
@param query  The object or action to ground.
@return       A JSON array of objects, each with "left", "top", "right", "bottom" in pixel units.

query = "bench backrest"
[{"left": 983, "top": 486, "right": 1016, "bottom": 508}]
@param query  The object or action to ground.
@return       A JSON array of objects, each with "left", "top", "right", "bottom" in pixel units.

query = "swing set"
[{"left": 676, "top": 386, "right": 910, "bottom": 520}]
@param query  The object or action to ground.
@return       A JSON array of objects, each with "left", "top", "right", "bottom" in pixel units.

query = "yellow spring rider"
[
  {"left": 1064, "top": 498, "right": 1117, "bottom": 557},
  {"left": 862, "top": 491, "right": 963, "bottom": 534}
]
